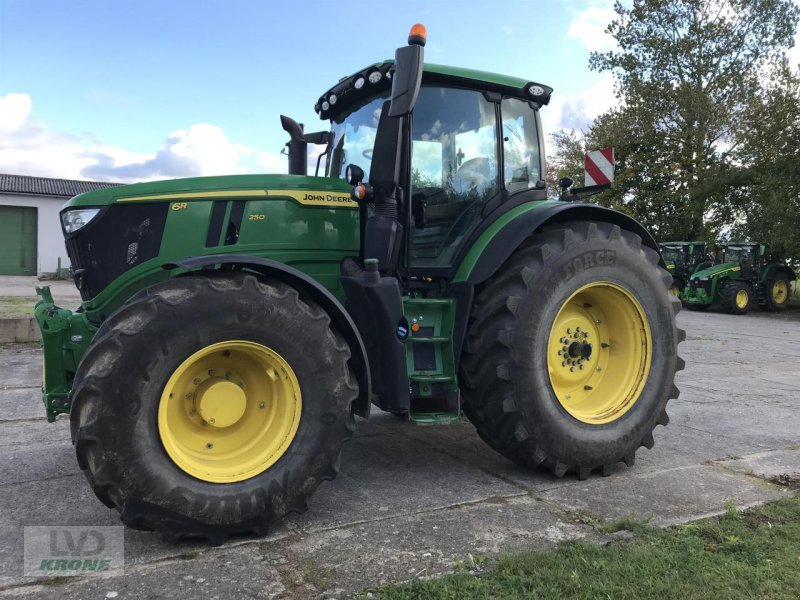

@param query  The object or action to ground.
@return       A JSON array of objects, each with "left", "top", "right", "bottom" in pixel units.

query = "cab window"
[
  {"left": 409, "top": 86, "right": 498, "bottom": 268},
  {"left": 500, "top": 97, "right": 541, "bottom": 193}
]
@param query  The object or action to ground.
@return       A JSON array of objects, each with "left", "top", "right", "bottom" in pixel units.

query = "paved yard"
[{"left": 0, "top": 308, "right": 798, "bottom": 598}]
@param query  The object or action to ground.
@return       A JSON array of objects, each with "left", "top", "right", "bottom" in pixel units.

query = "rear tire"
[
  {"left": 762, "top": 275, "right": 791, "bottom": 311},
  {"left": 70, "top": 273, "right": 357, "bottom": 543},
  {"left": 460, "top": 221, "right": 683, "bottom": 479},
  {"left": 720, "top": 280, "right": 753, "bottom": 315}
]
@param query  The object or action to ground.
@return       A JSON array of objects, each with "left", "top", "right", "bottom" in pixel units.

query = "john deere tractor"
[
  {"left": 658, "top": 241, "right": 714, "bottom": 298},
  {"left": 684, "top": 241, "right": 796, "bottom": 314},
  {"left": 35, "top": 25, "right": 682, "bottom": 542}
]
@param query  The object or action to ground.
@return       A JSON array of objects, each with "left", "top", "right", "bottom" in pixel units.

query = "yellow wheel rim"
[
  {"left": 772, "top": 280, "right": 788, "bottom": 303},
  {"left": 547, "top": 282, "right": 652, "bottom": 425},
  {"left": 158, "top": 341, "right": 301, "bottom": 483},
  {"left": 735, "top": 289, "right": 749, "bottom": 309},
  {"left": 669, "top": 285, "right": 680, "bottom": 298}
]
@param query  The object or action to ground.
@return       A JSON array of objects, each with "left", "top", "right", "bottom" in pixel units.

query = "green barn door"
[{"left": 0, "top": 206, "right": 37, "bottom": 275}]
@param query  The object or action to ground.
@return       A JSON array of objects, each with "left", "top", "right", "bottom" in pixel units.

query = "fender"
[
  {"left": 451, "top": 201, "right": 663, "bottom": 362},
  {"left": 762, "top": 263, "right": 797, "bottom": 284},
  {"left": 164, "top": 255, "right": 371, "bottom": 418}
]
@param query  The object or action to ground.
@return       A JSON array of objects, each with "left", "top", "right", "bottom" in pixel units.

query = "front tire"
[
  {"left": 70, "top": 273, "right": 357, "bottom": 542},
  {"left": 720, "top": 280, "right": 753, "bottom": 315},
  {"left": 460, "top": 221, "right": 683, "bottom": 479}
]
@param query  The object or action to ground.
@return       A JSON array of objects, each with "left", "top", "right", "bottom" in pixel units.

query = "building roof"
[{"left": 0, "top": 173, "right": 122, "bottom": 198}]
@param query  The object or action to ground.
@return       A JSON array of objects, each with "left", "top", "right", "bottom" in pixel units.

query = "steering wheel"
[
  {"left": 362, "top": 149, "right": 373, "bottom": 160},
  {"left": 452, "top": 157, "right": 492, "bottom": 195}
]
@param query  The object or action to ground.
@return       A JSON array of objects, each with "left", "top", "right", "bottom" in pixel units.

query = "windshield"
[
  {"left": 327, "top": 95, "right": 390, "bottom": 181},
  {"left": 661, "top": 246, "right": 686, "bottom": 264},
  {"left": 725, "top": 246, "right": 755, "bottom": 263}
]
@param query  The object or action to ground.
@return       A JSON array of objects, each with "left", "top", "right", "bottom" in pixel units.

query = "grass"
[
  {"left": 0, "top": 296, "right": 36, "bottom": 318},
  {"left": 364, "top": 495, "right": 800, "bottom": 599}
]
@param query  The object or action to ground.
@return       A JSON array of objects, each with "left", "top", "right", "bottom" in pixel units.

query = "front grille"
[{"left": 65, "top": 204, "right": 169, "bottom": 300}]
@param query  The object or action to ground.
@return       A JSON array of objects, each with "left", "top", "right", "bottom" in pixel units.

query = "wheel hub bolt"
[
  {"left": 193, "top": 378, "right": 201, "bottom": 385},
  {"left": 259, "top": 402, "right": 265, "bottom": 409},
  {"left": 206, "top": 443, "right": 213, "bottom": 449}
]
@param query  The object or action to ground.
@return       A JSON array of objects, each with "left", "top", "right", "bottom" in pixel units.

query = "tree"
[
  {"left": 728, "top": 61, "right": 800, "bottom": 263},
  {"left": 586, "top": 0, "right": 800, "bottom": 243}
]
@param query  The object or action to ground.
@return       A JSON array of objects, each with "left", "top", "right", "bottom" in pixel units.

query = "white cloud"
[
  {"left": 542, "top": 73, "right": 618, "bottom": 136},
  {"left": 541, "top": 73, "right": 618, "bottom": 164},
  {"left": 0, "top": 92, "right": 289, "bottom": 183},
  {"left": 0, "top": 93, "right": 32, "bottom": 131},
  {"left": 566, "top": 1, "right": 618, "bottom": 53}
]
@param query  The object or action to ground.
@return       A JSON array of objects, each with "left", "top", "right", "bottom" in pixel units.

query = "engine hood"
[{"left": 65, "top": 174, "right": 352, "bottom": 209}]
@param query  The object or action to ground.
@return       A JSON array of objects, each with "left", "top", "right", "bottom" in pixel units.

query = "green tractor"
[
  {"left": 658, "top": 241, "right": 714, "bottom": 299},
  {"left": 683, "top": 241, "right": 796, "bottom": 314},
  {"left": 35, "top": 25, "right": 683, "bottom": 542}
]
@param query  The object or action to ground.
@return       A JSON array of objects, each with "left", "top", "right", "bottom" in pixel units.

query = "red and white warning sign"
[{"left": 584, "top": 147, "right": 615, "bottom": 187}]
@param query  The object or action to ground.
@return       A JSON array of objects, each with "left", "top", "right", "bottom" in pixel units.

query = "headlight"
[{"left": 61, "top": 208, "right": 100, "bottom": 234}]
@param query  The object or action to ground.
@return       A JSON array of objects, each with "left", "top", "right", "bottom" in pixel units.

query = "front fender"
[{"left": 164, "top": 255, "right": 371, "bottom": 418}]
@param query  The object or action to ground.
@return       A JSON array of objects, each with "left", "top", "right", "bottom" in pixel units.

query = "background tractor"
[
  {"left": 658, "top": 241, "right": 714, "bottom": 299},
  {"left": 683, "top": 242, "right": 796, "bottom": 314},
  {"left": 34, "top": 25, "right": 683, "bottom": 543}
]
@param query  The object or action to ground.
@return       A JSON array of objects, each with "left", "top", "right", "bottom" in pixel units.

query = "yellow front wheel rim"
[
  {"left": 158, "top": 341, "right": 302, "bottom": 483},
  {"left": 735, "top": 289, "right": 749, "bottom": 309},
  {"left": 547, "top": 282, "right": 652, "bottom": 425},
  {"left": 772, "top": 280, "right": 788, "bottom": 304}
]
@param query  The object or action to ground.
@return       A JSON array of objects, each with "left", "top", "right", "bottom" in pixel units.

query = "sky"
[{"left": 1, "top": 0, "right": 797, "bottom": 184}]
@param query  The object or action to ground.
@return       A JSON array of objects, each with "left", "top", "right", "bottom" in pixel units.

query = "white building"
[{"left": 0, "top": 174, "right": 120, "bottom": 276}]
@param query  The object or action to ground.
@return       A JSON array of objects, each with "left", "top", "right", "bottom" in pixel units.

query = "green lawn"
[
  {"left": 365, "top": 494, "right": 800, "bottom": 600},
  {"left": 0, "top": 296, "right": 35, "bottom": 318}
]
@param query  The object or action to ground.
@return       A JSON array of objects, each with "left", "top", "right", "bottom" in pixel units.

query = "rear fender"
[{"left": 451, "top": 202, "right": 663, "bottom": 361}]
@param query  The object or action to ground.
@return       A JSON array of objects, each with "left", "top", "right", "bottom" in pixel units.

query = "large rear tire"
[
  {"left": 70, "top": 273, "right": 357, "bottom": 543},
  {"left": 762, "top": 275, "right": 791, "bottom": 311},
  {"left": 460, "top": 221, "right": 683, "bottom": 479}
]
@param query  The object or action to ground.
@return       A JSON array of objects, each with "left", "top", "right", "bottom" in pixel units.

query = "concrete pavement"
[{"left": 0, "top": 308, "right": 799, "bottom": 598}]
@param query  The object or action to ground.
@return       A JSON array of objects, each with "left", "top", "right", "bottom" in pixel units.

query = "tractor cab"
[
  {"left": 284, "top": 28, "right": 551, "bottom": 280},
  {"left": 723, "top": 242, "right": 764, "bottom": 279},
  {"left": 658, "top": 241, "right": 711, "bottom": 297}
]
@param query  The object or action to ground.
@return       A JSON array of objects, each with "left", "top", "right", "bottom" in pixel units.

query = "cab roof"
[{"left": 317, "top": 61, "right": 552, "bottom": 123}]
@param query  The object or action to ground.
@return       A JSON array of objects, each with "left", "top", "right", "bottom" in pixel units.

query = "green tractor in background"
[
  {"left": 658, "top": 241, "right": 715, "bottom": 299},
  {"left": 683, "top": 242, "right": 796, "bottom": 314},
  {"left": 34, "top": 25, "right": 682, "bottom": 543}
]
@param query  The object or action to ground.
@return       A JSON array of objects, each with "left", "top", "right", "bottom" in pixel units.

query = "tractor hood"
[
  {"left": 690, "top": 261, "right": 741, "bottom": 280},
  {"left": 65, "top": 174, "right": 352, "bottom": 209}
]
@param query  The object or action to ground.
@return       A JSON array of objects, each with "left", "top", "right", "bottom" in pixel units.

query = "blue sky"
[{"left": 0, "top": 0, "right": 627, "bottom": 182}]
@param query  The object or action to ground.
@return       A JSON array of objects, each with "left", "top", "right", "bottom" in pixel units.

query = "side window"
[
  {"left": 501, "top": 98, "right": 541, "bottom": 193},
  {"left": 410, "top": 86, "right": 499, "bottom": 268}
]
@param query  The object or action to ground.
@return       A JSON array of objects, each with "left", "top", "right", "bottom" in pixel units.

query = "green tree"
[
  {"left": 586, "top": 0, "right": 799, "bottom": 241},
  {"left": 728, "top": 62, "right": 800, "bottom": 263}
]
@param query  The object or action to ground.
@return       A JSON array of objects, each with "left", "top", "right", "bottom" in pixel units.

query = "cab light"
[
  {"left": 354, "top": 76, "right": 365, "bottom": 89},
  {"left": 368, "top": 70, "right": 382, "bottom": 84}
]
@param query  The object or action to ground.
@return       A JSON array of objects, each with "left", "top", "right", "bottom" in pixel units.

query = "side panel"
[{"left": 76, "top": 187, "right": 359, "bottom": 320}]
